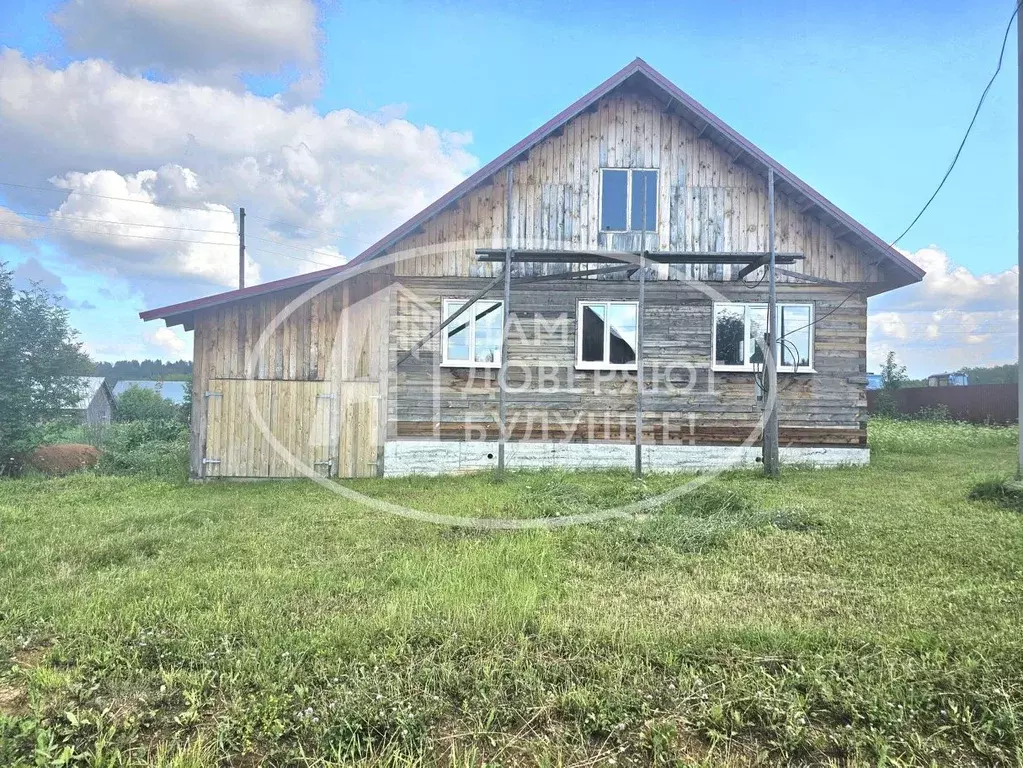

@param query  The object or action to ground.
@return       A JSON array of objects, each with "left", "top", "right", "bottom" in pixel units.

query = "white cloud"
[
  {"left": 52, "top": 0, "right": 318, "bottom": 86},
  {"left": 49, "top": 168, "right": 261, "bottom": 288},
  {"left": 896, "top": 245, "right": 1017, "bottom": 313},
  {"left": 147, "top": 326, "right": 189, "bottom": 357},
  {"left": 0, "top": 206, "right": 31, "bottom": 241},
  {"left": 0, "top": 48, "right": 477, "bottom": 297},
  {"left": 869, "top": 246, "right": 1017, "bottom": 376}
]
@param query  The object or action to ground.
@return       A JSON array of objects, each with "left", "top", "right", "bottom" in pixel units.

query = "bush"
[
  {"left": 116, "top": 385, "right": 182, "bottom": 423},
  {"left": 0, "top": 263, "right": 93, "bottom": 467},
  {"left": 915, "top": 404, "right": 951, "bottom": 422},
  {"left": 872, "top": 391, "right": 900, "bottom": 418},
  {"left": 99, "top": 420, "right": 188, "bottom": 481}
]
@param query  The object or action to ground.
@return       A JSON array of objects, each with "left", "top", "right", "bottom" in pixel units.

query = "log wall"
[{"left": 389, "top": 277, "right": 867, "bottom": 447}]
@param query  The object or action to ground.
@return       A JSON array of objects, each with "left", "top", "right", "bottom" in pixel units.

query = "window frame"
[
  {"left": 599, "top": 168, "right": 659, "bottom": 234},
  {"left": 575, "top": 300, "right": 640, "bottom": 371},
  {"left": 711, "top": 301, "right": 815, "bottom": 373},
  {"left": 439, "top": 298, "right": 504, "bottom": 369}
]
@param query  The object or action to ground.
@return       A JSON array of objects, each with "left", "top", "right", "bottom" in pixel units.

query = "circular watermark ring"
[{"left": 238, "top": 239, "right": 778, "bottom": 530}]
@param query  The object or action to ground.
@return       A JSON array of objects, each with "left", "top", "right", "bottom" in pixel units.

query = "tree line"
[{"left": 93, "top": 359, "right": 192, "bottom": 380}]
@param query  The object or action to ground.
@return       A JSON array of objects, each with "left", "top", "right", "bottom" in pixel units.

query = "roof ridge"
[{"left": 141, "top": 57, "right": 923, "bottom": 323}]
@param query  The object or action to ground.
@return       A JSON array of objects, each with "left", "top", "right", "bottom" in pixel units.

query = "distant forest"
[
  {"left": 958, "top": 363, "right": 1018, "bottom": 385},
  {"left": 904, "top": 362, "right": 1017, "bottom": 388},
  {"left": 93, "top": 359, "right": 192, "bottom": 380}
]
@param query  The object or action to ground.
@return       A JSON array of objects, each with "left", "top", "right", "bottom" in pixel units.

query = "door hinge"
[
  {"left": 313, "top": 458, "right": 334, "bottom": 468},
  {"left": 202, "top": 458, "right": 221, "bottom": 465},
  {"left": 204, "top": 391, "right": 222, "bottom": 399},
  {"left": 316, "top": 393, "right": 336, "bottom": 400}
]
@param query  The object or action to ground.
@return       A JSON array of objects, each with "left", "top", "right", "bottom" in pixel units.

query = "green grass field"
[{"left": 1, "top": 419, "right": 1021, "bottom": 767}]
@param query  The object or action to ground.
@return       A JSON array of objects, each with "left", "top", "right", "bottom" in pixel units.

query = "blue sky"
[{"left": 0, "top": 0, "right": 1017, "bottom": 375}]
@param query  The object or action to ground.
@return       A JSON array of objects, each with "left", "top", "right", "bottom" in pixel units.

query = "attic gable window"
[
  {"left": 600, "top": 169, "right": 658, "bottom": 232},
  {"left": 576, "top": 300, "right": 639, "bottom": 370},
  {"left": 441, "top": 299, "right": 504, "bottom": 368}
]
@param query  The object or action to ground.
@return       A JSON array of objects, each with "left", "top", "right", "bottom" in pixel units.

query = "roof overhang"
[{"left": 141, "top": 57, "right": 924, "bottom": 328}]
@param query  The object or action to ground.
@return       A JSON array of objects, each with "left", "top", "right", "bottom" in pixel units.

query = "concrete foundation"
[{"left": 382, "top": 440, "right": 869, "bottom": 477}]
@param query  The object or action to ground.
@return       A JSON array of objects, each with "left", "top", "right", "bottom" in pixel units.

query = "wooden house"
[
  {"left": 65, "top": 376, "right": 114, "bottom": 426},
  {"left": 141, "top": 59, "right": 924, "bottom": 480}
]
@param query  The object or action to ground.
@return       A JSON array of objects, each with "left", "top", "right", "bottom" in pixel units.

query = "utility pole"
[
  {"left": 1017, "top": 12, "right": 1022, "bottom": 476},
  {"left": 238, "top": 207, "right": 246, "bottom": 290},
  {"left": 764, "top": 168, "right": 780, "bottom": 478}
]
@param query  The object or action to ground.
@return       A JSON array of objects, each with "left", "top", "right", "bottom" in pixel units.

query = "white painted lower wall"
[{"left": 382, "top": 440, "right": 869, "bottom": 477}]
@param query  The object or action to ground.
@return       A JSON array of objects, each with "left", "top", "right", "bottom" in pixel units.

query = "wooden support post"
[
  {"left": 635, "top": 179, "right": 648, "bottom": 477},
  {"left": 238, "top": 207, "right": 246, "bottom": 290},
  {"left": 764, "top": 168, "right": 780, "bottom": 478},
  {"left": 635, "top": 249, "right": 646, "bottom": 477},
  {"left": 499, "top": 166, "right": 513, "bottom": 476}
]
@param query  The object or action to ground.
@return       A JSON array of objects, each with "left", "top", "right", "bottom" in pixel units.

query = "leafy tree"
[
  {"left": 880, "top": 351, "right": 908, "bottom": 391},
  {"left": 874, "top": 351, "right": 908, "bottom": 417},
  {"left": 0, "top": 263, "right": 92, "bottom": 469},
  {"left": 116, "top": 385, "right": 180, "bottom": 424}
]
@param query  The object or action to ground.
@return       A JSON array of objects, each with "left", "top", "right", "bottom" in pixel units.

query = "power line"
[
  {"left": 0, "top": 219, "right": 237, "bottom": 247},
  {"left": 780, "top": 0, "right": 1021, "bottom": 345},
  {"left": 6, "top": 209, "right": 237, "bottom": 235},
  {"left": 0, "top": 180, "right": 235, "bottom": 215},
  {"left": 887, "top": 0, "right": 1014, "bottom": 247},
  {"left": 245, "top": 245, "right": 339, "bottom": 269},
  {"left": 246, "top": 234, "right": 344, "bottom": 262},
  {"left": 247, "top": 212, "right": 344, "bottom": 240},
  {"left": 2, "top": 205, "right": 343, "bottom": 267},
  {"left": 2, "top": 219, "right": 340, "bottom": 269}
]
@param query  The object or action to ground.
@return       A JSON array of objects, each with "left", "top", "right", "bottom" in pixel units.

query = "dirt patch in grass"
[
  {"left": 0, "top": 682, "right": 27, "bottom": 717},
  {"left": 12, "top": 647, "right": 48, "bottom": 669}
]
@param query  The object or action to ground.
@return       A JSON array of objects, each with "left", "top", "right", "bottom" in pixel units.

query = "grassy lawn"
[{"left": 1, "top": 419, "right": 1021, "bottom": 766}]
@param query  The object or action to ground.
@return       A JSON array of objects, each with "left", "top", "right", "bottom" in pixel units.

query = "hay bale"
[{"left": 26, "top": 444, "right": 100, "bottom": 476}]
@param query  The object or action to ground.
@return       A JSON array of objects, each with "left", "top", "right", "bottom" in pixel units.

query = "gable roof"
[
  {"left": 68, "top": 376, "right": 110, "bottom": 410},
  {"left": 142, "top": 57, "right": 924, "bottom": 327}
]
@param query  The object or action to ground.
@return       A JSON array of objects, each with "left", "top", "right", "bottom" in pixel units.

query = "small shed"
[
  {"left": 927, "top": 372, "right": 968, "bottom": 387},
  {"left": 66, "top": 377, "right": 114, "bottom": 425},
  {"left": 112, "top": 380, "right": 189, "bottom": 405}
]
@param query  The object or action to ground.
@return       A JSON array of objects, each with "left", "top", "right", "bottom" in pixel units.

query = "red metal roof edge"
[
  {"left": 137, "top": 264, "right": 347, "bottom": 321},
  {"left": 140, "top": 57, "right": 922, "bottom": 323}
]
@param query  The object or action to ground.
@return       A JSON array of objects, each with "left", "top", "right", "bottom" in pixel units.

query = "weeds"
[
  {"left": 969, "top": 477, "right": 1023, "bottom": 513},
  {"left": 869, "top": 415, "right": 1017, "bottom": 455},
  {"left": 0, "top": 421, "right": 1022, "bottom": 765}
]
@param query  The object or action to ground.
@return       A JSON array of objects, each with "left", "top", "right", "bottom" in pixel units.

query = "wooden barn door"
[
  {"left": 336, "top": 382, "right": 379, "bottom": 478},
  {"left": 203, "top": 379, "right": 334, "bottom": 478}
]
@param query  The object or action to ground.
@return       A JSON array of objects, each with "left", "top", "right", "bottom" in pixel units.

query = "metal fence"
[{"left": 866, "top": 383, "right": 1018, "bottom": 424}]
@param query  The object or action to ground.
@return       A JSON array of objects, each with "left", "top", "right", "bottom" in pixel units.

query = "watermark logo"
[{"left": 236, "top": 239, "right": 777, "bottom": 529}]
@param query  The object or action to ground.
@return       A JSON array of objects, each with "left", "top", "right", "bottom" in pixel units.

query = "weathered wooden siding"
[
  {"left": 390, "top": 277, "right": 867, "bottom": 447},
  {"left": 188, "top": 273, "right": 392, "bottom": 478},
  {"left": 85, "top": 387, "right": 113, "bottom": 426},
  {"left": 385, "top": 87, "right": 875, "bottom": 285}
]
